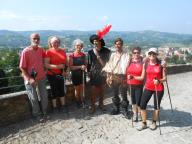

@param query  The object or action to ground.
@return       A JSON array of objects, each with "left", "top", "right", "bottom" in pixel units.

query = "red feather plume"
[{"left": 96, "top": 24, "right": 112, "bottom": 39}]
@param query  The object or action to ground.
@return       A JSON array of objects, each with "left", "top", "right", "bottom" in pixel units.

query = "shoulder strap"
[{"left": 111, "top": 53, "right": 122, "bottom": 73}]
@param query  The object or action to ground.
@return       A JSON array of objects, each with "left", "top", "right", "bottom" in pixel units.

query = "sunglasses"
[
  {"left": 148, "top": 52, "right": 157, "bottom": 55},
  {"left": 133, "top": 51, "right": 140, "bottom": 54},
  {"left": 32, "top": 38, "right": 40, "bottom": 41}
]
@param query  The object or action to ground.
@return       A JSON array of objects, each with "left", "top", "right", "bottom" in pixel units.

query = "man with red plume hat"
[{"left": 87, "top": 25, "right": 111, "bottom": 114}]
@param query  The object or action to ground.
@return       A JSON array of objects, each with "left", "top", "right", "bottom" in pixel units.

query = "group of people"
[
  {"left": 102, "top": 38, "right": 166, "bottom": 131},
  {"left": 19, "top": 33, "right": 167, "bottom": 131}
]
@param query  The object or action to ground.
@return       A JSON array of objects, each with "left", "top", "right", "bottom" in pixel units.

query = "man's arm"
[{"left": 20, "top": 67, "right": 36, "bottom": 85}]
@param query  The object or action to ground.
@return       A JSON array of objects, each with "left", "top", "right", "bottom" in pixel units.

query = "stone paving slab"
[{"left": 0, "top": 72, "right": 192, "bottom": 144}]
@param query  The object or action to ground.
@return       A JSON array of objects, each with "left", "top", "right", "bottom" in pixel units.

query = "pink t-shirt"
[
  {"left": 45, "top": 48, "right": 67, "bottom": 75},
  {"left": 19, "top": 46, "right": 46, "bottom": 81},
  {"left": 145, "top": 63, "right": 164, "bottom": 91},
  {"left": 126, "top": 61, "right": 143, "bottom": 85}
]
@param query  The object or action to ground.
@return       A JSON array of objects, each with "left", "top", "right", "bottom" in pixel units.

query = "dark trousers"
[
  {"left": 140, "top": 89, "right": 164, "bottom": 110},
  {"left": 112, "top": 82, "right": 129, "bottom": 110}
]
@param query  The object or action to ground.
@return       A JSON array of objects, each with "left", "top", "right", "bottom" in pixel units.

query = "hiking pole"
[
  {"left": 129, "top": 84, "right": 134, "bottom": 127},
  {"left": 63, "top": 68, "right": 69, "bottom": 117},
  {"left": 165, "top": 80, "right": 173, "bottom": 113},
  {"left": 82, "top": 70, "right": 86, "bottom": 109},
  {"left": 154, "top": 83, "right": 162, "bottom": 135}
]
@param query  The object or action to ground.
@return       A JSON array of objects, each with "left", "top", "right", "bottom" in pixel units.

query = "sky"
[{"left": 0, "top": 0, "right": 192, "bottom": 34}]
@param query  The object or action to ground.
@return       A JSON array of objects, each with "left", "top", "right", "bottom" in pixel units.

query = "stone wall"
[
  {"left": 0, "top": 64, "right": 192, "bottom": 126},
  {"left": 0, "top": 84, "right": 93, "bottom": 126},
  {"left": 0, "top": 92, "right": 30, "bottom": 126},
  {"left": 167, "top": 64, "right": 192, "bottom": 75}
]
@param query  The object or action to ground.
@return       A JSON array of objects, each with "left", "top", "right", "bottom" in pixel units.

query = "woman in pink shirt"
[
  {"left": 126, "top": 47, "right": 143, "bottom": 122},
  {"left": 133, "top": 48, "right": 167, "bottom": 131},
  {"left": 45, "top": 36, "right": 68, "bottom": 113}
]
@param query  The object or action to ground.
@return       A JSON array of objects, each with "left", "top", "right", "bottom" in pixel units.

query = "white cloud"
[
  {"left": 0, "top": 10, "right": 19, "bottom": 19},
  {"left": 0, "top": 14, "right": 73, "bottom": 30}
]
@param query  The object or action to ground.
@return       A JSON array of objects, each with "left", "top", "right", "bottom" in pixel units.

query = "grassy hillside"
[{"left": 0, "top": 30, "right": 192, "bottom": 50}]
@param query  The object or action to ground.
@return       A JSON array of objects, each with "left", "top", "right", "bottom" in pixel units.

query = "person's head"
[
  {"left": 73, "top": 39, "right": 84, "bottom": 52},
  {"left": 48, "top": 36, "right": 60, "bottom": 49},
  {"left": 30, "top": 33, "right": 40, "bottom": 47},
  {"left": 147, "top": 47, "right": 158, "bottom": 61},
  {"left": 131, "top": 46, "right": 141, "bottom": 58},
  {"left": 114, "top": 38, "right": 123, "bottom": 52},
  {"left": 89, "top": 34, "right": 105, "bottom": 50}
]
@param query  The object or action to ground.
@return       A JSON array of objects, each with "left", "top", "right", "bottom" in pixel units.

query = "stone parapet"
[{"left": 0, "top": 64, "right": 192, "bottom": 126}]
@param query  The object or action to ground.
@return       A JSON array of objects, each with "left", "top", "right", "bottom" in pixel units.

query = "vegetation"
[
  {"left": 1, "top": 30, "right": 192, "bottom": 51},
  {"left": 0, "top": 48, "right": 25, "bottom": 94}
]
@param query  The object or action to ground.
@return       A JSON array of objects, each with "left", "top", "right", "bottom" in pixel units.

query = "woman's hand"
[
  {"left": 127, "top": 75, "right": 134, "bottom": 80},
  {"left": 153, "top": 79, "right": 160, "bottom": 85},
  {"left": 81, "top": 65, "right": 87, "bottom": 71}
]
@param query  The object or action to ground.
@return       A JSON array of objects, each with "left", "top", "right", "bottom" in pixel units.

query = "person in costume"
[{"left": 87, "top": 25, "right": 111, "bottom": 114}]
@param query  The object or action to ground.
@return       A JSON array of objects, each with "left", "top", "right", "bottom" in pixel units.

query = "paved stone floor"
[{"left": 0, "top": 72, "right": 192, "bottom": 144}]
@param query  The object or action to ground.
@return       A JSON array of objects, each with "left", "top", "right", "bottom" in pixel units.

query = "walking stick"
[
  {"left": 129, "top": 84, "right": 134, "bottom": 127},
  {"left": 82, "top": 70, "right": 86, "bottom": 109},
  {"left": 165, "top": 80, "right": 173, "bottom": 113},
  {"left": 63, "top": 69, "right": 69, "bottom": 117},
  {"left": 154, "top": 83, "right": 162, "bottom": 135}
]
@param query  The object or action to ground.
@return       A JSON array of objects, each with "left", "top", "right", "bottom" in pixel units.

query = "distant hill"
[{"left": 0, "top": 30, "right": 192, "bottom": 50}]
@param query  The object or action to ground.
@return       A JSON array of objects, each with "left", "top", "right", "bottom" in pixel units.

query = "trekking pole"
[
  {"left": 63, "top": 68, "right": 69, "bottom": 117},
  {"left": 129, "top": 84, "right": 134, "bottom": 127},
  {"left": 165, "top": 80, "right": 173, "bottom": 113},
  {"left": 82, "top": 70, "right": 86, "bottom": 109},
  {"left": 154, "top": 82, "right": 162, "bottom": 135}
]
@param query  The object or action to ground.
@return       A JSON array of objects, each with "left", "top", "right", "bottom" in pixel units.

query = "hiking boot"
[
  {"left": 137, "top": 123, "right": 147, "bottom": 131},
  {"left": 110, "top": 108, "right": 120, "bottom": 115},
  {"left": 36, "top": 114, "right": 49, "bottom": 123},
  {"left": 149, "top": 122, "right": 157, "bottom": 130},
  {"left": 122, "top": 109, "right": 132, "bottom": 119}
]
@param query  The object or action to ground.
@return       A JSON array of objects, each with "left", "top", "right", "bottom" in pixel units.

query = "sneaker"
[
  {"left": 31, "top": 115, "right": 41, "bottom": 122},
  {"left": 137, "top": 123, "right": 148, "bottom": 131},
  {"left": 149, "top": 122, "right": 157, "bottom": 130},
  {"left": 122, "top": 110, "right": 132, "bottom": 119}
]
